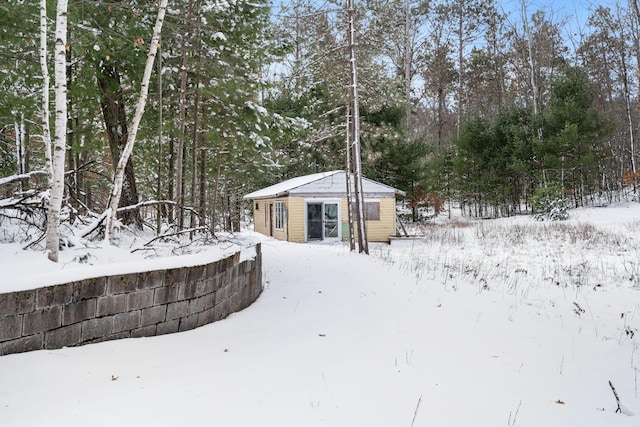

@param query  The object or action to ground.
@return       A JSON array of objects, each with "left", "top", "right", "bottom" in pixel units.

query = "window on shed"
[
  {"left": 264, "top": 203, "right": 268, "bottom": 227},
  {"left": 350, "top": 201, "right": 380, "bottom": 220},
  {"left": 275, "top": 201, "right": 285, "bottom": 230}
]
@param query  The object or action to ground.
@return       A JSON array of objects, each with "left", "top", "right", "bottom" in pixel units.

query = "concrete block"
[
  {"left": 178, "top": 313, "right": 198, "bottom": 332},
  {"left": 107, "top": 274, "right": 137, "bottom": 295},
  {"left": 195, "top": 279, "right": 214, "bottom": 297},
  {"left": 231, "top": 266, "right": 239, "bottom": 283},
  {"left": 229, "top": 292, "right": 241, "bottom": 313},
  {"left": 196, "top": 308, "right": 215, "bottom": 328},
  {"left": 45, "top": 324, "right": 81, "bottom": 349},
  {"left": 188, "top": 293, "right": 215, "bottom": 316},
  {"left": 0, "top": 290, "right": 35, "bottom": 315},
  {"left": 166, "top": 301, "right": 188, "bottom": 321},
  {"left": 140, "top": 305, "right": 166, "bottom": 327},
  {"left": 63, "top": 299, "right": 96, "bottom": 326},
  {"left": 1, "top": 334, "right": 43, "bottom": 355},
  {"left": 213, "top": 302, "right": 228, "bottom": 322},
  {"left": 81, "top": 317, "right": 113, "bottom": 342},
  {"left": 153, "top": 284, "right": 180, "bottom": 305},
  {"left": 113, "top": 311, "right": 140, "bottom": 333},
  {"left": 211, "top": 275, "right": 222, "bottom": 293},
  {"left": 131, "top": 325, "right": 156, "bottom": 338},
  {"left": 72, "top": 277, "right": 106, "bottom": 301},
  {"left": 215, "top": 285, "right": 228, "bottom": 306},
  {"left": 105, "top": 331, "right": 130, "bottom": 341},
  {"left": 36, "top": 284, "right": 73, "bottom": 309},
  {"left": 97, "top": 294, "right": 127, "bottom": 317},
  {"left": 164, "top": 267, "right": 186, "bottom": 287},
  {"left": 205, "top": 261, "right": 218, "bottom": 279},
  {"left": 127, "top": 289, "right": 154, "bottom": 310},
  {"left": 178, "top": 281, "right": 198, "bottom": 300},
  {"left": 0, "top": 315, "right": 22, "bottom": 342},
  {"left": 156, "top": 319, "right": 179, "bottom": 335},
  {"left": 186, "top": 265, "right": 206, "bottom": 283},
  {"left": 136, "top": 270, "right": 164, "bottom": 290},
  {"left": 23, "top": 307, "right": 62, "bottom": 335}
]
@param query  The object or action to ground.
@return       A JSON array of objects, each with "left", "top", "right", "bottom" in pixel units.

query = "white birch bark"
[
  {"left": 521, "top": 0, "right": 539, "bottom": 116},
  {"left": 14, "top": 120, "right": 23, "bottom": 175},
  {"left": 105, "top": 0, "right": 169, "bottom": 241},
  {"left": 40, "top": 0, "right": 53, "bottom": 185},
  {"left": 45, "top": 0, "right": 68, "bottom": 262}
]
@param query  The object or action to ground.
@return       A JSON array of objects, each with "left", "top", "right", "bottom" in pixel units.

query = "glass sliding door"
[
  {"left": 307, "top": 202, "right": 323, "bottom": 240},
  {"left": 306, "top": 201, "right": 340, "bottom": 241},
  {"left": 324, "top": 203, "right": 339, "bottom": 238}
]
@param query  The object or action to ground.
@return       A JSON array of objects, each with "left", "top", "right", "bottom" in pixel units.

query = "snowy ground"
[{"left": 0, "top": 204, "right": 639, "bottom": 426}]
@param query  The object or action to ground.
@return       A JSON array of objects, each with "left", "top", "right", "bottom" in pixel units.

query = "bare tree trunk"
[
  {"left": 629, "top": 0, "right": 640, "bottom": 103},
  {"left": 14, "top": 116, "right": 27, "bottom": 192},
  {"left": 46, "top": 0, "right": 68, "bottom": 262},
  {"left": 65, "top": 40, "right": 78, "bottom": 223},
  {"left": 190, "top": 0, "right": 203, "bottom": 234},
  {"left": 97, "top": 64, "right": 142, "bottom": 227},
  {"left": 190, "top": 47, "right": 202, "bottom": 233},
  {"left": 618, "top": 6, "right": 637, "bottom": 174},
  {"left": 345, "top": 105, "right": 355, "bottom": 251},
  {"left": 39, "top": 0, "right": 52, "bottom": 187},
  {"left": 456, "top": 6, "right": 463, "bottom": 137},
  {"left": 156, "top": 37, "right": 163, "bottom": 235},
  {"left": 105, "top": 0, "right": 168, "bottom": 241},
  {"left": 168, "top": 136, "right": 175, "bottom": 224},
  {"left": 199, "top": 148, "right": 207, "bottom": 227},
  {"left": 347, "top": 0, "right": 368, "bottom": 254},
  {"left": 521, "top": 0, "right": 539, "bottom": 116},
  {"left": 403, "top": 0, "right": 413, "bottom": 132},
  {"left": 210, "top": 155, "right": 222, "bottom": 235},
  {"left": 176, "top": 0, "right": 195, "bottom": 230}
]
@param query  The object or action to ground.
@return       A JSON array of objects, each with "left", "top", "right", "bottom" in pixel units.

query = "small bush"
[{"left": 531, "top": 186, "right": 569, "bottom": 221}]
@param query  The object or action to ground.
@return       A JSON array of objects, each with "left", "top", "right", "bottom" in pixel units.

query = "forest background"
[{"left": 1, "top": 0, "right": 639, "bottom": 254}]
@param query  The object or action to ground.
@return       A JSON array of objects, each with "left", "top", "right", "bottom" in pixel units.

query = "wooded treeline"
[
  {"left": 1, "top": 0, "right": 639, "bottom": 247},
  {"left": 266, "top": 0, "right": 640, "bottom": 219}
]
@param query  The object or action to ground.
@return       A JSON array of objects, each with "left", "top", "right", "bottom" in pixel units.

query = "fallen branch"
[
  {"left": 609, "top": 380, "right": 621, "bottom": 413},
  {"left": 23, "top": 231, "right": 46, "bottom": 250},
  {"left": 140, "top": 226, "right": 210, "bottom": 248},
  {"left": 77, "top": 210, "right": 109, "bottom": 239},
  {"left": 0, "top": 170, "right": 48, "bottom": 187},
  {"left": 116, "top": 199, "right": 199, "bottom": 216},
  {"left": 410, "top": 395, "right": 422, "bottom": 427}
]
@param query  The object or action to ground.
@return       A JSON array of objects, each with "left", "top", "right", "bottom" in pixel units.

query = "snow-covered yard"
[{"left": 0, "top": 204, "right": 639, "bottom": 426}]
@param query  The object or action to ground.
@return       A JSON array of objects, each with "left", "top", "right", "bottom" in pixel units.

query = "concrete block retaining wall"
[{"left": 0, "top": 244, "right": 262, "bottom": 356}]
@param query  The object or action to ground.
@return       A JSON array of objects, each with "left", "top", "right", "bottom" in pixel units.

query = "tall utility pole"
[
  {"left": 345, "top": 104, "right": 355, "bottom": 251},
  {"left": 346, "top": 0, "right": 368, "bottom": 254}
]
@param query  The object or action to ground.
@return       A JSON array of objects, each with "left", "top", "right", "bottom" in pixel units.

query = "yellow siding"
[
  {"left": 339, "top": 198, "right": 396, "bottom": 243},
  {"left": 252, "top": 198, "right": 289, "bottom": 242},
  {"left": 287, "top": 197, "right": 306, "bottom": 243},
  {"left": 366, "top": 198, "right": 396, "bottom": 242},
  {"left": 252, "top": 200, "right": 270, "bottom": 237}
]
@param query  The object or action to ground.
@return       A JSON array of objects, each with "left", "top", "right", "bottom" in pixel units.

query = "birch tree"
[
  {"left": 104, "top": 0, "right": 168, "bottom": 242},
  {"left": 45, "top": 0, "right": 68, "bottom": 262},
  {"left": 40, "top": 0, "right": 52, "bottom": 185}
]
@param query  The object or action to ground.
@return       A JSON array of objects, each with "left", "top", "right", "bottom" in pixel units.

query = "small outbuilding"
[{"left": 243, "top": 170, "right": 406, "bottom": 243}]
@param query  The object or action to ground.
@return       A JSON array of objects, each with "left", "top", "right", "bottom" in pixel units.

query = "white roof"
[{"left": 243, "top": 170, "right": 405, "bottom": 199}]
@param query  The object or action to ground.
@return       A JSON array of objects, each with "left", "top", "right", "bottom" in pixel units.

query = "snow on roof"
[
  {"left": 243, "top": 170, "right": 405, "bottom": 199},
  {"left": 243, "top": 171, "right": 341, "bottom": 199}
]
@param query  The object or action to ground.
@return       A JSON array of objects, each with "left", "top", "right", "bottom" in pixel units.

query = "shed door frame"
[{"left": 305, "top": 199, "right": 341, "bottom": 242}]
